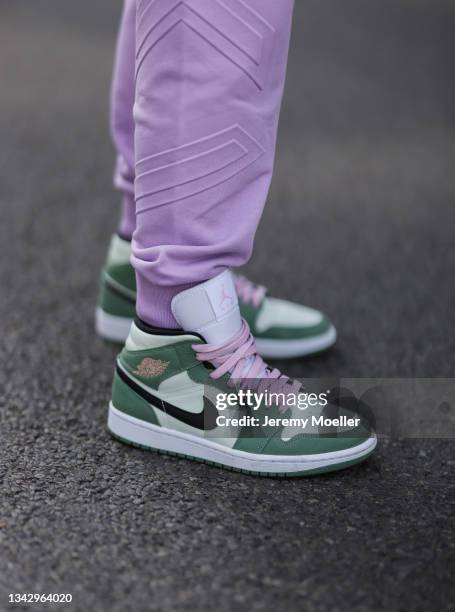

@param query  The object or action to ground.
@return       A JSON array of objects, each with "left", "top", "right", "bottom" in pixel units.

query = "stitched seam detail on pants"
[
  {"left": 135, "top": 124, "right": 265, "bottom": 212},
  {"left": 136, "top": 0, "right": 275, "bottom": 89}
]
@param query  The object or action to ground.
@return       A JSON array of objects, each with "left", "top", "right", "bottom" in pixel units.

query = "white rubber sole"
[
  {"left": 96, "top": 308, "right": 337, "bottom": 358},
  {"left": 108, "top": 404, "right": 377, "bottom": 476},
  {"left": 95, "top": 308, "right": 133, "bottom": 343}
]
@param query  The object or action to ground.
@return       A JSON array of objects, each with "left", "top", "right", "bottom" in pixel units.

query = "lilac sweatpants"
[{"left": 111, "top": 0, "right": 294, "bottom": 326}]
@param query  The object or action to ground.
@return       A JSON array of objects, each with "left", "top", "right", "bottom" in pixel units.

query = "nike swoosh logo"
[{"left": 116, "top": 364, "right": 219, "bottom": 431}]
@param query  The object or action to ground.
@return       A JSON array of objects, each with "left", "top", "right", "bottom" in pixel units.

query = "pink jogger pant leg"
[{"left": 111, "top": 0, "right": 295, "bottom": 326}]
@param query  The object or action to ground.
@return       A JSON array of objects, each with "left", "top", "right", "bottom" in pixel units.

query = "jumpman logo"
[{"left": 219, "top": 284, "right": 234, "bottom": 310}]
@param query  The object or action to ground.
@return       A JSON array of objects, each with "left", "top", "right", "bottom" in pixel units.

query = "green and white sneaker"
[
  {"left": 107, "top": 270, "right": 376, "bottom": 476},
  {"left": 96, "top": 235, "right": 337, "bottom": 358}
]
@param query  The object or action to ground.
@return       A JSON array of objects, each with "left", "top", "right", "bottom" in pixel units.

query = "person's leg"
[
  {"left": 111, "top": 0, "right": 136, "bottom": 240},
  {"left": 133, "top": 0, "right": 295, "bottom": 327},
  {"left": 99, "top": 0, "right": 337, "bottom": 357},
  {"left": 107, "top": 0, "right": 376, "bottom": 475}
]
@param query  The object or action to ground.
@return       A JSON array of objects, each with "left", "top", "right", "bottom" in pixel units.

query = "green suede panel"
[
  {"left": 232, "top": 402, "right": 284, "bottom": 453},
  {"left": 175, "top": 341, "right": 205, "bottom": 372},
  {"left": 106, "top": 262, "right": 136, "bottom": 292},
  {"left": 241, "top": 299, "right": 332, "bottom": 340},
  {"left": 98, "top": 280, "right": 136, "bottom": 318},
  {"left": 261, "top": 423, "right": 372, "bottom": 455},
  {"left": 186, "top": 363, "right": 231, "bottom": 390},
  {"left": 239, "top": 302, "right": 259, "bottom": 329},
  {"left": 233, "top": 435, "right": 269, "bottom": 454},
  {"left": 252, "top": 315, "right": 332, "bottom": 340},
  {"left": 111, "top": 371, "right": 160, "bottom": 425}
]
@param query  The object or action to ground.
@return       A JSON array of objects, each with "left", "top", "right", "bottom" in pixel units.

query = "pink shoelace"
[
  {"left": 193, "top": 319, "right": 299, "bottom": 410},
  {"left": 234, "top": 275, "right": 267, "bottom": 309}
]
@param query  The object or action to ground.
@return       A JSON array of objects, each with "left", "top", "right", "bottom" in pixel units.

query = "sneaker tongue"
[{"left": 171, "top": 270, "right": 242, "bottom": 344}]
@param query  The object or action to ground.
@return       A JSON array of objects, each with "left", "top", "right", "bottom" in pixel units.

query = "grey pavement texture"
[{"left": 0, "top": 1, "right": 454, "bottom": 611}]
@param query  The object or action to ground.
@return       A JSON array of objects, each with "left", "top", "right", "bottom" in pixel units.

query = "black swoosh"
[{"left": 116, "top": 364, "right": 219, "bottom": 431}]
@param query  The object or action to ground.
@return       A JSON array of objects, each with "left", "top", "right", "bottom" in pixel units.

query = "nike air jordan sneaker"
[
  {"left": 107, "top": 270, "right": 376, "bottom": 476},
  {"left": 96, "top": 235, "right": 337, "bottom": 358}
]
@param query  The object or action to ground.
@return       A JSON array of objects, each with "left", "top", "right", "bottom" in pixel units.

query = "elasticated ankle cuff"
[{"left": 136, "top": 275, "right": 198, "bottom": 328}]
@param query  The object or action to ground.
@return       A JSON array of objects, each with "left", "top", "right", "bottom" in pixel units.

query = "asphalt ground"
[{"left": 0, "top": 1, "right": 454, "bottom": 610}]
